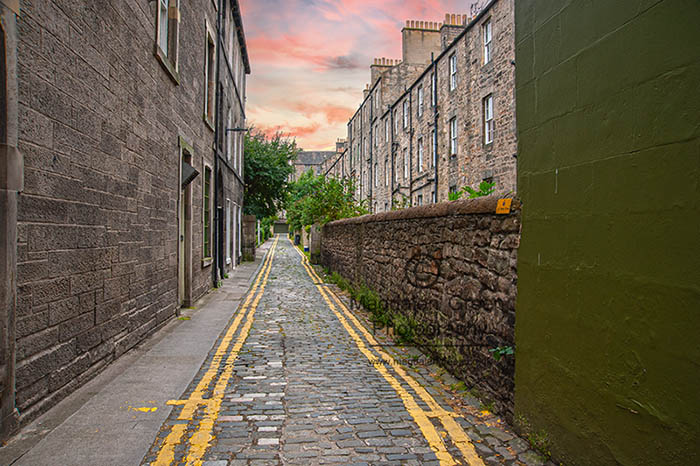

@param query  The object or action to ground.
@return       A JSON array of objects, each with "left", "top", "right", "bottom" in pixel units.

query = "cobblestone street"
[{"left": 141, "top": 237, "right": 547, "bottom": 466}]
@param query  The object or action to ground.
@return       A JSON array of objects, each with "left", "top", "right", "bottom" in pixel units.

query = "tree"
[
  {"left": 286, "top": 171, "right": 368, "bottom": 232},
  {"left": 243, "top": 129, "right": 298, "bottom": 219}
]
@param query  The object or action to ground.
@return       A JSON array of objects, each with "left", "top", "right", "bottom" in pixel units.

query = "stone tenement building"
[
  {"left": 293, "top": 139, "right": 347, "bottom": 182},
  {"left": 339, "top": 0, "right": 516, "bottom": 212},
  {"left": 0, "top": 0, "right": 250, "bottom": 438}
]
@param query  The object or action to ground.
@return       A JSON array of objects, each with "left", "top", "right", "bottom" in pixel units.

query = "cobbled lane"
[{"left": 142, "top": 236, "right": 547, "bottom": 466}]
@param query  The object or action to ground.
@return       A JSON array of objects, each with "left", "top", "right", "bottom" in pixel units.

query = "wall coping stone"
[{"left": 326, "top": 196, "right": 521, "bottom": 227}]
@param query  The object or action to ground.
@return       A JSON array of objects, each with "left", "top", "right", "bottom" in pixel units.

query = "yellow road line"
[
  {"left": 292, "top": 240, "right": 484, "bottom": 466},
  {"left": 184, "top": 238, "right": 278, "bottom": 465},
  {"left": 290, "top": 241, "right": 458, "bottom": 465},
  {"left": 152, "top": 237, "right": 279, "bottom": 466}
]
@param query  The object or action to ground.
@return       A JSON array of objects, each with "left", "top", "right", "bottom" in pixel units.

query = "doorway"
[{"left": 178, "top": 140, "right": 197, "bottom": 307}]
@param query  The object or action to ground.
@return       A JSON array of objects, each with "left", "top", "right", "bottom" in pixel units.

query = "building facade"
[
  {"left": 0, "top": 0, "right": 249, "bottom": 438},
  {"left": 341, "top": 0, "right": 516, "bottom": 213}
]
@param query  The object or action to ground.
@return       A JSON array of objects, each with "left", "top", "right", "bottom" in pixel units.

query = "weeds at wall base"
[{"left": 322, "top": 266, "right": 503, "bottom": 420}]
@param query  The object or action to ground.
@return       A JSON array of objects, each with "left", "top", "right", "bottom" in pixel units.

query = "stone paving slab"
[{"left": 142, "top": 236, "right": 554, "bottom": 466}]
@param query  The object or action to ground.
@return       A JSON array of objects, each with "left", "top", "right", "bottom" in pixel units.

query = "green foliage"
[
  {"left": 326, "top": 272, "right": 416, "bottom": 345},
  {"left": 286, "top": 171, "right": 368, "bottom": 232},
  {"left": 515, "top": 414, "right": 553, "bottom": 460},
  {"left": 489, "top": 345, "right": 515, "bottom": 361},
  {"left": 450, "top": 181, "right": 496, "bottom": 201},
  {"left": 391, "top": 194, "right": 411, "bottom": 210},
  {"left": 259, "top": 216, "right": 275, "bottom": 243},
  {"left": 244, "top": 129, "right": 298, "bottom": 219}
]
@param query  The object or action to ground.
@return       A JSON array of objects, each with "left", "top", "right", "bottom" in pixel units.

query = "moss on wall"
[{"left": 514, "top": 1, "right": 700, "bottom": 465}]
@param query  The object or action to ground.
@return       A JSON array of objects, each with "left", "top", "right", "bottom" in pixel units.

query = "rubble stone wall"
[{"left": 321, "top": 197, "right": 520, "bottom": 418}]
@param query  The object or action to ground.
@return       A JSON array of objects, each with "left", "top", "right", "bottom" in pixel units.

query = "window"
[
  {"left": 418, "top": 137, "right": 424, "bottom": 172},
  {"left": 374, "top": 163, "right": 378, "bottom": 187},
  {"left": 483, "top": 19, "right": 492, "bottom": 65},
  {"left": 374, "top": 125, "right": 377, "bottom": 147},
  {"left": 403, "top": 148, "right": 409, "bottom": 179},
  {"left": 449, "top": 54, "right": 457, "bottom": 91},
  {"left": 449, "top": 118, "right": 457, "bottom": 155},
  {"left": 394, "top": 109, "right": 399, "bottom": 134},
  {"left": 384, "top": 202, "right": 388, "bottom": 212},
  {"left": 403, "top": 100, "right": 409, "bottom": 129},
  {"left": 385, "top": 119, "right": 389, "bottom": 143},
  {"left": 418, "top": 85, "right": 424, "bottom": 117},
  {"left": 432, "top": 129, "right": 437, "bottom": 167},
  {"left": 155, "top": 0, "right": 180, "bottom": 78},
  {"left": 417, "top": 194, "right": 423, "bottom": 206},
  {"left": 431, "top": 72, "right": 437, "bottom": 106},
  {"left": 204, "top": 27, "right": 216, "bottom": 126},
  {"left": 226, "top": 107, "right": 233, "bottom": 162},
  {"left": 158, "top": 0, "right": 169, "bottom": 54},
  {"left": 203, "top": 166, "right": 212, "bottom": 259},
  {"left": 484, "top": 94, "right": 494, "bottom": 144},
  {"left": 384, "top": 159, "right": 388, "bottom": 186}
]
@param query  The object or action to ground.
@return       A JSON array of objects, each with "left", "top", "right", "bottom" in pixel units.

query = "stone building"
[
  {"left": 342, "top": 0, "right": 516, "bottom": 212},
  {"left": 290, "top": 150, "right": 335, "bottom": 181},
  {"left": 0, "top": 0, "right": 250, "bottom": 438}
]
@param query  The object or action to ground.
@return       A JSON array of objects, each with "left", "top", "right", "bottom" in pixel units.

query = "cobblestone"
[{"left": 141, "top": 237, "right": 543, "bottom": 465}]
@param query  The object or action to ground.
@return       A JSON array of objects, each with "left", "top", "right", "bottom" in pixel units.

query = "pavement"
[{"left": 1, "top": 235, "right": 554, "bottom": 466}]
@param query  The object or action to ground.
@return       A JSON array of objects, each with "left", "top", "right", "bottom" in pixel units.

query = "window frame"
[
  {"left": 449, "top": 53, "right": 457, "bottom": 91},
  {"left": 483, "top": 18, "right": 492, "bottom": 65},
  {"left": 484, "top": 94, "right": 494, "bottom": 145},
  {"left": 403, "top": 100, "right": 409, "bottom": 129},
  {"left": 203, "top": 165, "right": 213, "bottom": 261},
  {"left": 204, "top": 23, "right": 217, "bottom": 129},
  {"left": 403, "top": 148, "right": 409, "bottom": 179},
  {"left": 418, "top": 85, "right": 424, "bottom": 118},
  {"left": 418, "top": 137, "right": 424, "bottom": 172},
  {"left": 154, "top": 0, "right": 181, "bottom": 83},
  {"left": 449, "top": 117, "right": 458, "bottom": 156}
]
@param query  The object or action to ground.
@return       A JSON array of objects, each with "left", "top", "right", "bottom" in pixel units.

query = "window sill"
[
  {"left": 204, "top": 116, "right": 215, "bottom": 132},
  {"left": 154, "top": 45, "right": 180, "bottom": 85},
  {"left": 202, "top": 257, "right": 213, "bottom": 268}
]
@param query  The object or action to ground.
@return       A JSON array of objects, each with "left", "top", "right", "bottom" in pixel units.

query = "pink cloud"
[{"left": 239, "top": 0, "right": 482, "bottom": 149}]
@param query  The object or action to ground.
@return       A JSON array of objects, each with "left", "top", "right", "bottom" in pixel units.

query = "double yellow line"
[
  {"left": 152, "top": 236, "right": 280, "bottom": 466},
  {"left": 290, "top": 238, "right": 484, "bottom": 466}
]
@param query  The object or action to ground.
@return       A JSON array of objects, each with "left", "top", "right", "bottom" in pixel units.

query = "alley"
[{"left": 139, "top": 236, "right": 536, "bottom": 466}]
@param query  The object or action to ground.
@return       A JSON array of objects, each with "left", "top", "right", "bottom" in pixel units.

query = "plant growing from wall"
[
  {"left": 489, "top": 345, "right": 514, "bottom": 361},
  {"left": 449, "top": 180, "right": 496, "bottom": 201}
]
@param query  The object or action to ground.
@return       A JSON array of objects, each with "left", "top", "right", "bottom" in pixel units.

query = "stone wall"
[
  {"left": 321, "top": 197, "right": 520, "bottom": 418},
  {"left": 10, "top": 0, "right": 247, "bottom": 428}
]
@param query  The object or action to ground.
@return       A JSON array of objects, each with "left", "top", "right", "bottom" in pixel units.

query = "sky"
[{"left": 239, "top": 0, "right": 485, "bottom": 151}]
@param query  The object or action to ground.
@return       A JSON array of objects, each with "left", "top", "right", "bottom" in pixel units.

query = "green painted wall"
[{"left": 514, "top": 1, "right": 700, "bottom": 465}]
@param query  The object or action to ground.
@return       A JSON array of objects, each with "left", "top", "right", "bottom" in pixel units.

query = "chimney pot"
[
  {"left": 444, "top": 13, "right": 450, "bottom": 24},
  {"left": 451, "top": 14, "right": 456, "bottom": 25},
  {"left": 406, "top": 20, "right": 409, "bottom": 27}
]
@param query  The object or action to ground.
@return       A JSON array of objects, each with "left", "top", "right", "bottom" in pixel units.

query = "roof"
[
  {"left": 231, "top": 0, "right": 251, "bottom": 74},
  {"left": 295, "top": 151, "right": 336, "bottom": 166}
]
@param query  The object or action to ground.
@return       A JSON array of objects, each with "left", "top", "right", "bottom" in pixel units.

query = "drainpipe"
[
  {"left": 390, "top": 106, "right": 395, "bottom": 208},
  {"left": 212, "top": 0, "right": 224, "bottom": 287},
  {"left": 433, "top": 57, "right": 439, "bottom": 203},
  {"left": 408, "top": 89, "right": 413, "bottom": 203},
  {"left": 369, "top": 108, "right": 373, "bottom": 209}
]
